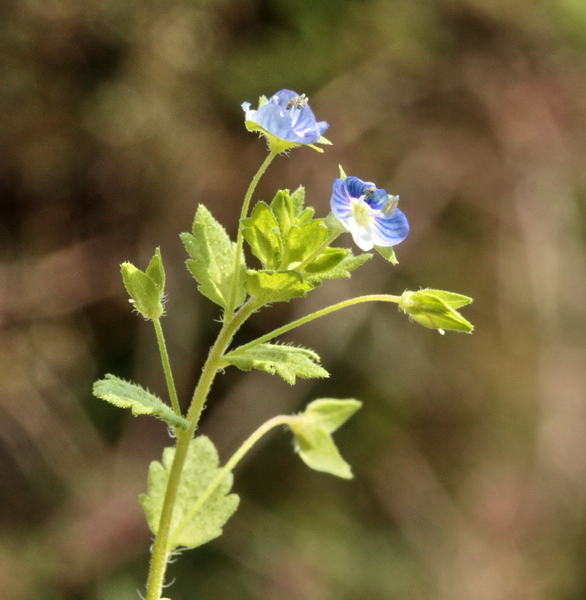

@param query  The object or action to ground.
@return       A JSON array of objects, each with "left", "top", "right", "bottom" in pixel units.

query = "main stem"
[
  {"left": 225, "top": 150, "right": 278, "bottom": 321},
  {"left": 144, "top": 299, "right": 260, "bottom": 600}
]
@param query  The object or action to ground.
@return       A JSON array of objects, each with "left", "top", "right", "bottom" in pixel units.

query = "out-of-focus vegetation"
[{"left": 2, "top": 0, "right": 586, "bottom": 598}]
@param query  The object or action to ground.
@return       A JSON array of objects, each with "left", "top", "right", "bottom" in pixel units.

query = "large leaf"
[
  {"left": 140, "top": 436, "right": 239, "bottom": 551},
  {"left": 245, "top": 270, "right": 312, "bottom": 303},
  {"left": 281, "top": 220, "right": 329, "bottom": 268},
  {"left": 93, "top": 375, "right": 188, "bottom": 429},
  {"left": 181, "top": 205, "right": 245, "bottom": 309},
  {"left": 224, "top": 343, "right": 329, "bottom": 385},
  {"left": 308, "top": 252, "right": 372, "bottom": 281}
]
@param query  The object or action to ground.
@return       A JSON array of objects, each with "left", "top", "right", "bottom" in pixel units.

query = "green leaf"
[
  {"left": 300, "top": 398, "right": 362, "bottom": 433},
  {"left": 399, "top": 289, "right": 474, "bottom": 333},
  {"left": 145, "top": 247, "right": 165, "bottom": 293},
  {"left": 245, "top": 270, "right": 312, "bottom": 303},
  {"left": 374, "top": 245, "right": 398, "bottom": 265},
  {"left": 288, "top": 399, "right": 362, "bottom": 479},
  {"left": 224, "top": 343, "right": 329, "bottom": 385},
  {"left": 281, "top": 220, "right": 329, "bottom": 269},
  {"left": 304, "top": 248, "right": 349, "bottom": 274},
  {"left": 93, "top": 375, "right": 188, "bottom": 429},
  {"left": 242, "top": 201, "right": 281, "bottom": 269},
  {"left": 311, "top": 252, "right": 372, "bottom": 281},
  {"left": 121, "top": 262, "right": 164, "bottom": 320},
  {"left": 270, "top": 190, "right": 294, "bottom": 239},
  {"left": 181, "top": 205, "right": 246, "bottom": 309},
  {"left": 323, "top": 212, "right": 348, "bottom": 234},
  {"left": 140, "top": 437, "right": 239, "bottom": 551},
  {"left": 290, "top": 186, "right": 306, "bottom": 217}
]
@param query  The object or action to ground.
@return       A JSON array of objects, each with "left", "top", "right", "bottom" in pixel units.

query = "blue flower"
[
  {"left": 242, "top": 90, "right": 330, "bottom": 153},
  {"left": 330, "top": 176, "right": 409, "bottom": 251}
]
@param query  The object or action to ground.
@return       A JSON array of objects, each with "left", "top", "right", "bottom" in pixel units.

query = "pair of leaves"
[
  {"left": 289, "top": 398, "right": 362, "bottom": 479},
  {"left": 141, "top": 436, "right": 239, "bottom": 551},
  {"left": 181, "top": 206, "right": 246, "bottom": 310},
  {"left": 224, "top": 342, "right": 329, "bottom": 385},
  {"left": 93, "top": 374, "right": 188, "bottom": 429}
]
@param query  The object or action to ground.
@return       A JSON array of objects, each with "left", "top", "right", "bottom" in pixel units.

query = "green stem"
[
  {"left": 144, "top": 298, "right": 261, "bottom": 600},
  {"left": 225, "top": 150, "right": 278, "bottom": 321},
  {"left": 153, "top": 318, "right": 181, "bottom": 416},
  {"left": 169, "top": 414, "right": 294, "bottom": 548},
  {"left": 230, "top": 294, "right": 402, "bottom": 355}
]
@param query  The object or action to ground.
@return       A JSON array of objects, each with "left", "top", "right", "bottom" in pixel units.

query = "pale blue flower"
[
  {"left": 242, "top": 89, "right": 330, "bottom": 153},
  {"left": 330, "top": 176, "right": 409, "bottom": 251}
]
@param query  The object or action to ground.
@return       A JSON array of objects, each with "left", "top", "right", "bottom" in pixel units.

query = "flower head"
[
  {"left": 242, "top": 89, "right": 330, "bottom": 153},
  {"left": 330, "top": 175, "right": 409, "bottom": 251}
]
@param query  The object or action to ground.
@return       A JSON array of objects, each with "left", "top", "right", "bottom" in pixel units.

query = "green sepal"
[
  {"left": 181, "top": 205, "right": 246, "bottom": 310},
  {"left": 374, "top": 245, "right": 398, "bottom": 265},
  {"left": 399, "top": 289, "right": 474, "bottom": 333},
  {"left": 289, "top": 399, "right": 362, "bottom": 479},
  {"left": 93, "top": 374, "right": 188, "bottom": 429},
  {"left": 244, "top": 121, "right": 331, "bottom": 154},
  {"left": 245, "top": 269, "right": 312, "bottom": 303},
  {"left": 242, "top": 201, "right": 281, "bottom": 269},
  {"left": 121, "top": 259, "right": 164, "bottom": 320},
  {"left": 338, "top": 164, "right": 348, "bottom": 180},
  {"left": 145, "top": 247, "right": 165, "bottom": 292},
  {"left": 224, "top": 343, "right": 329, "bottom": 385},
  {"left": 323, "top": 212, "right": 348, "bottom": 234},
  {"left": 140, "top": 437, "right": 239, "bottom": 551}
]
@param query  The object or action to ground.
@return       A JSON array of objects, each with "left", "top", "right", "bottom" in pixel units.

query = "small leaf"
[
  {"left": 242, "top": 201, "right": 281, "bottom": 269},
  {"left": 245, "top": 270, "right": 312, "bottom": 303},
  {"left": 93, "top": 375, "right": 188, "bottom": 429},
  {"left": 288, "top": 398, "right": 362, "bottom": 479},
  {"left": 304, "top": 248, "right": 349, "bottom": 274},
  {"left": 323, "top": 212, "right": 348, "bottom": 234},
  {"left": 290, "top": 186, "right": 306, "bottom": 217},
  {"left": 140, "top": 437, "right": 239, "bottom": 551},
  {"left": 181, "top": 205, "right": 246, "bottom": 309},
  {"left": 270, "top": 190, "right": 294, "bottom": 239},
  {"left": 281, "top": 221, "right": 329, "bottom": 269},
  {"left": 422, "top": 290, "right": 473, "bottom": 309},
  {"left": 374, "top": 245, "right": 398, "bottom": 265},
  {"left": 121, "top": 262, "right": 164, "bottom": 320},
  {"left": 311, "top": 252, "right": 372, "bottom": 281},
  {"left": 145, "top": 247, "right": 165, "bottom": 293},
  {"left": 224, "top": 343, "right": 329, "bottom": 385}
]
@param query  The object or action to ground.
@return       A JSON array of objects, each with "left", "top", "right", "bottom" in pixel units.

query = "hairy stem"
[
  {"left": 144, "top": 298, "right": 261, "bottom": 600},
  {"left": 169, "top": 414, "right": 294, "bottom": 548},
  {"left": 153, "top": 318, "right": 181, "bottom": 417},
  {"left": 225, "top": 150, "right": 278, "bottom": 321},
  {"left": 230, "top": 294, "right": 402, "bottom": 355}
]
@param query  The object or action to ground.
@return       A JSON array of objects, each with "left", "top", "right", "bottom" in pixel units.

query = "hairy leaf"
[{"left": 245, "top": 270, "right": 312, "bottom": 303}]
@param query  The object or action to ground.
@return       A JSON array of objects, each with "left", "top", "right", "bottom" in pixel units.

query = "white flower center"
[{"left": 351, "top": 198, "right": 374, "bottom": 228}]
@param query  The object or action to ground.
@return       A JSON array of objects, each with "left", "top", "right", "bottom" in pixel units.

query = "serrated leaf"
[
  {"left": 181, "top": 205, "right": 245, "bottom": 309},
  {"left": 242, "top": 201, "right": 281, "bottom": 269},
  {"left": 281, "top": 220, "right": 329, "bottom": 268},
  {"left": 374, "top": 245, "right": 398, "bottom": 265},
  {"left": 224, "top": 343, "right": 329, "bottom": 385},
  {"left": 245, "top": 270, "right": 312, "bottom": 303},
  {"left": 140, "top": 437, "right": 239, "bottom": 551},
  {"left": 93, "top": 375, "right": 188, "bottom": 429}
]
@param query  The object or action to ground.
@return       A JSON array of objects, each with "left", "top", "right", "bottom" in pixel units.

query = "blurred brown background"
[{"left": 2, "top": 0, "right": 586, "bottom": 598}]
